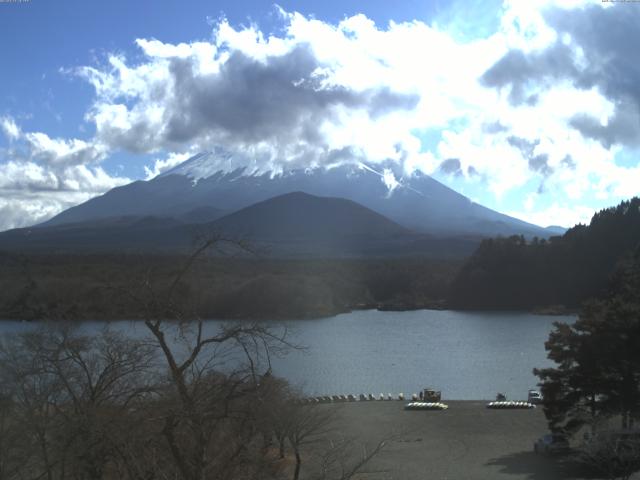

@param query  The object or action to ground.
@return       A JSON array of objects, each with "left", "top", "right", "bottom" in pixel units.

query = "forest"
[
  {"left": 0, "top": 253, "right": 460, "bottom": 321},
  {"left": 450, "top": 198, "right": 640, "bottom": 311}
]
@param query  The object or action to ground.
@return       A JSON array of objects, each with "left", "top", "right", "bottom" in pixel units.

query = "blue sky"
[{"left": 1, "top": 0, "right": 639, "bottom": 230}]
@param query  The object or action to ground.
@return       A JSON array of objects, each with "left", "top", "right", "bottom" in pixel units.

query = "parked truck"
[{"left": 422, "top": 388, "right": 441, "bottom": 402}]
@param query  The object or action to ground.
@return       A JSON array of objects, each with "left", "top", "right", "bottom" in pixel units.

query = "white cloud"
[
  {"left": 0, "top": 117, "right": 21, "bottom": 141},
  {"left": 508, "top": 203, "right": 595, "bottom": 229},
  {"left": 0, "top": 156, "right": 130, "bottom": 231},
  {"left": 0, "top": 193, "right": 97, "bottom": 230},
  {"left": 0, "top": 117, "right": 130, "bottom": 230},
  {"left": 144, "top": 151, "right": 196, "bottom": 179}
]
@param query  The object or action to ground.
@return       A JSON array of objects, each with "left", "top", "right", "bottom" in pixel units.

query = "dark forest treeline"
[
  {"left": 0, "top": 254, "right": 461, "bottom": 320},
  {"left": 450, "top": 197, "right": 640, "bottom": 310}
]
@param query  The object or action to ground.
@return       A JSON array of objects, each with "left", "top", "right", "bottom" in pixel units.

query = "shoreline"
[{"left": 0, "top": 304, "right": 578, "bottom": 322}]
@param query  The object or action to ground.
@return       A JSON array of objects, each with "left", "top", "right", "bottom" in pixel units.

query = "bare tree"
[
  {"left": 125, "top": 236, "right": 294, "bottom": 480},
  {"left": 0, "top": 391, "right": 23, "bottom": 480},
  {"left": 286, "top": 402, "right": 337, "bottom": 480},
  {"left": 0, "top": 325, "right": 157, "bottom": 480}
]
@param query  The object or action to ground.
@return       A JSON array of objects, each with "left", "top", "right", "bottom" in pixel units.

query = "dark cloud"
[
  {"left": 560, "top": 154, "right": 576, "bottom": 169},
  {"left": 507, "top": 136, "right": 538, "bottom": 159},
  {"left": 482, "top": 4, "right": 640, "bottom": 147},
  {"left": 530, "top": 153, "right": 551, "bottom": 176},
  {"left": 545, "top": 5, "right": 640, "bottom": 147},
  {"left": 480, "top": 43, "right": 578, "bottom": 106},
  {"left": 438, "top": 158, "right": 462, "bottom": 176},
  {"left": 482, "top": 121, "right": 508, "bottom": 134},
  {"left": 438, "top": 159, "right": 482, "bottom": 178},
  {"left": 569, "top": 106, "right": 640, "bottom": 149},
  {"left": 367, "top": 87, "right": 420, "bottom": 118},
  {"left": 507, "top": 136, "right": 552, "bottom": 176},
  {"left": 537, "top": 182, "right": 545, "bottom": 195},
  {"left": 95, "top": 45, "right": 419, "bottom": 159},
  {"left": 525, "top": 94, "right": 539, "bottom": 106}
]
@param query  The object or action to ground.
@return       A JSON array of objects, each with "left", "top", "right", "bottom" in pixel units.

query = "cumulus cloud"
[
  {"left": 0, "top": 193, "right": 98, "bottom": 230},
  {"left": 76, "top": 27, "right": 420, "bottom": 173},
  {"left": 0, "top": 121, "right": 129, "bottom": 230},
  {"left": 485, "top": 3, "right": 640, "bottom": 149},
  {"left": 66, "top": 11, "right": 510, "bottom": 179}
]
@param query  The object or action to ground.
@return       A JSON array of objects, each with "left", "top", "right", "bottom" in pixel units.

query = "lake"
[{"left": 0, "top": 309, "right": 574, "bottom": 400}]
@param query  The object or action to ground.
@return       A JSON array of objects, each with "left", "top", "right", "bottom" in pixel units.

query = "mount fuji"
[
  {"left": 44, "top": 151, "right": 550, "bottom": 236},
  {"left": 0, "top": 152, "right": 561, "bottom": 255}
]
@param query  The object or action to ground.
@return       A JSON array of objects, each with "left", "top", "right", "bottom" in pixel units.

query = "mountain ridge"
[
  {"left": 40, "top": 152, "right": 556, "bottom": 239},
  {"left": 0, "top": 191, "right": 479, "bottom": 257}
]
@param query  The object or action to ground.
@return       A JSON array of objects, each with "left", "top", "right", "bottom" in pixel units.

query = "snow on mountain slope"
[{"left": 42, "top": 152, "right": 549, "bottom": 238}]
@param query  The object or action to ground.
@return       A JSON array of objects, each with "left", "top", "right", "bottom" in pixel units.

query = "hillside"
[
  {"left": 208, "top": 191, "right": 410, "bottom": 240},
  {"left": 449, "top": 197, "right": 640, "bottom": 310},
  {"left": 0, "top": 192, "right": 479, "bottom": 257}
]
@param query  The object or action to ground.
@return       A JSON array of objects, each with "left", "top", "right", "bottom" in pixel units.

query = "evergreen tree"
[{"left": 535, "top": 247, "right": 640, "bottom": 434}]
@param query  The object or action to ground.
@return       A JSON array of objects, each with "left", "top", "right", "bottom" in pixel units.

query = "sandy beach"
[{"left": 326, "top": 400, "right": 581, "bottom": 480}]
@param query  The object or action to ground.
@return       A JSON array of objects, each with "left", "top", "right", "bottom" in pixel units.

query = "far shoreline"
[{"left": 0, "top": 305, "right": 579, "bottom": 323}]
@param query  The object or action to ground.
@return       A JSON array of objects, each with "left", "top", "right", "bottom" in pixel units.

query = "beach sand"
[{"left": 321, "top": 400, "right": 581, "bottom": 480}]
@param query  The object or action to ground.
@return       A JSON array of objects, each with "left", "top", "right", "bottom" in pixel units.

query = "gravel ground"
[{"left": 326, "top": 400, "right": 580, "bottom": 480}]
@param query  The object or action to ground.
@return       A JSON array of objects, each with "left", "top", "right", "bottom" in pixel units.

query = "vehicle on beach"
[
  {"left": 528, "top": 389, "right": 543, "bottom": 404},
  {"left": 534, "top": 434, "right": 570, "bottom": 455},
  {"left": 422, "top": 388, "right": 441, "bottom": 402}
]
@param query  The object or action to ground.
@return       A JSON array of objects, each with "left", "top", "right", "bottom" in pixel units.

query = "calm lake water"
[{"left": 0, "top": 309, "right": 575, "bottom": 400}]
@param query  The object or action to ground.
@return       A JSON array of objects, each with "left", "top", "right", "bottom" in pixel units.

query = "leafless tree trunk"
[
  {"left": 285, "top": 403, "right": 337, "bottom": 480},
  {"left": 130, "top": 236, "right": 293, "bottom": 480}
]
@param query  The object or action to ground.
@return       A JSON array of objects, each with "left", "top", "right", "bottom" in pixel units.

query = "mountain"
[
  {"left": 40, "top": 152, "right": 551, "bottom": 238},
  {"left": 177, "top": 206, "right": 227, "bottom": 223},
  {"left": 0, "top": 192, "right": 479, "bottom": 256},
  {"left": 544, "top": 225, "right": 568, "bottom": 235},
  {"left": 0, "top": 215, "right": 188, "bottom": 252},
  {"left": 208, "top": 191, "right": 409, "bottom": 241}
]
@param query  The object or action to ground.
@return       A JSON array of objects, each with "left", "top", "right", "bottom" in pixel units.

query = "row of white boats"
[
  {"left": 403, "top": 401, "right": 536, "bottom": 410},
  {"left": 405, "top": 402, "right": 449, "bottom": 410},
  {"left": 300, "top": 393, "right": 406, "bottom": 404},
  {"left": 486, "top": 401, "right": 537, "bottom": 409},
  {"left": 299, "top": 396, "right": 537, "bottom": 410}
]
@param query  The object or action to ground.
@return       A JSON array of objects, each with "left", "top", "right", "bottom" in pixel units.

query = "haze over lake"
[{"left": 0, "top": 309, "right": 574, "bottom": 400}]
